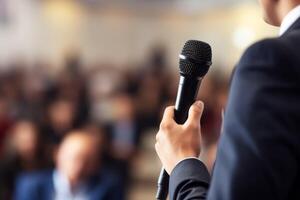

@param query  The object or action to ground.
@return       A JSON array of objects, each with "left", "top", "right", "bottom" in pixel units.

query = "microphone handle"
[
  {"left": 156, "top": 76, "right": 201, "bottom": 200},
  {"left": 174, "top": 76, "right": 201, "bottom": 124},
  {"left": 156, "top": 169, "right": 169, "bottom": 200}
]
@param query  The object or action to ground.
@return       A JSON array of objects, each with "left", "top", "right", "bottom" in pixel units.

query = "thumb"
[{"left": 185, "top": 101, "right": 204, "bottom": 127}]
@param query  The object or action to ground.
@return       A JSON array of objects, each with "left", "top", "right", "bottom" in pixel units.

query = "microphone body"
[
  {"left": 156, "top": 40, "right": 212, "bottom": 200},
  {"left": 174, "top": 76, "right": 201, "bottom": 124}
]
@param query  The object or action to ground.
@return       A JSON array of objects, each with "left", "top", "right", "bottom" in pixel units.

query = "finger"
[
  {"left": 184, "top": 101, "right": 204, "bottom": 127},
  {"left": 156, "top": 130, "right": 162, "bottom": 142},
  {"left": 155, "top": 142, "right": 159, "bottom": 152},
  {"left": 161, "top": 106, "right": 175, "bottom": 125},
  {"left": 155, "top": 142, "right": 160, "bottom": 156}
]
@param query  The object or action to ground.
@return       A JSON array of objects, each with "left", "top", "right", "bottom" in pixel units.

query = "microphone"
[{"left": 156, "top": 40, "right": 212, "bottom": 200}]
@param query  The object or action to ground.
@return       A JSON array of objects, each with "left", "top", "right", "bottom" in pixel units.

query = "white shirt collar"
[{"left": 280, "top": 5, "right": 300, "bottom": 35}]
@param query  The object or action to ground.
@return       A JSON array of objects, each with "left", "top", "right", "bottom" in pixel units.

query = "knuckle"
[
  {"left": 192, "top": 105, "right": 202, "bottom": 113},
  {"left": 163, "top": 106, "right": 174, "bottom": 115},
  {"left": 160, "top": 122, "right": 173, "bottom": 130},
  {"left": 186, "top": 121, "right": 199, "bottom": 131}
]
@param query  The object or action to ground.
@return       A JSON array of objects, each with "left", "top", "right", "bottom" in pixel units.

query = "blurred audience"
[
  {"left": 14, "top": 130, "right": 122, "bottom": 200},
  {"left": 0, "top": 120, "right": 50, "bottom": 200},
  {"left": 0, "top": 46, "right": 228, "bottom": 200}
]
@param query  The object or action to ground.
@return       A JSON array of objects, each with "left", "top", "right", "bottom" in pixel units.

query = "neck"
[{"left": 278, "top": 2, "right": 300, "bottom": 25}]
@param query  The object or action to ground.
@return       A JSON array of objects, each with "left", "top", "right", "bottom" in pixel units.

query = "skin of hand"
[{"left": 155, "top": 101, "right": 205, "bottom": 174}]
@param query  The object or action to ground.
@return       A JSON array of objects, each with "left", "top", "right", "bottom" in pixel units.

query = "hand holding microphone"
[
  {"left": 155, "top": 101, "right": 204, "bottom": 174},
  {"left": 155, "top": 40, "right": 212, "bottom": 200}
]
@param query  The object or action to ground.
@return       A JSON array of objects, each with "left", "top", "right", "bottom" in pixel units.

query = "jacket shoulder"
[{"left": 239, "top": 38, "right": 291, "bottom": 67}]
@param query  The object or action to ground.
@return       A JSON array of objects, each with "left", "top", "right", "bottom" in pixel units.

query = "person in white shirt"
[{"left": 155, "top": 0, "right": 300, "bottom": 199}]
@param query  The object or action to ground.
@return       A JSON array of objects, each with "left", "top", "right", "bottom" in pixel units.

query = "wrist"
[{"left": 179, "top": 150, "right": 200, "bottom": 160}]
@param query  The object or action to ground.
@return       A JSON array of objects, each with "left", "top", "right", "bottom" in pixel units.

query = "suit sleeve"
[
  {"left": 169, "top": 158, "right": 210, "bottom": 200},
  {"left": 169, "top": 39, "right": 300, "bottom": 200}
]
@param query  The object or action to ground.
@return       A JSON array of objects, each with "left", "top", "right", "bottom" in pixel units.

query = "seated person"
[
  {"left": 0, "top": 119, "right": 49, "bottom": 200},
  {"left": 14, "top": 130, "right": 123, "bottom": 200}
]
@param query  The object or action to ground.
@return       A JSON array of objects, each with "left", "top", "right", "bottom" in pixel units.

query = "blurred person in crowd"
[
  {"left": 0, "top": 120, "right": 49, "bottom": 200},
  {"left": 193, "top": 76, "right": 216, "bottom": 139},
  {"left": 83, "top": 122, "right": 110, "bottom": 165},
  {"left": 136, "top": 74, "right": 162, "bottom": 128},
  {"left": 135, "top": 45, "right": 174, "bottom": 130},
  {"left": 105, "top": 92, "right": 140, "bottom": 197},
  {"left": 199, "top": 75, "right": 229, "bottom": 171},
  {"left": 17, "top": 68, "right": 49, "bottom": 122},
  {"left": 44, "top": 53, "right": 90, "bottom": 128},
  {"left": 14, "top": 130, "right": 123, "bottom": 200},
  {"left": 0, "top": 96, "right": 13, "bottom": 155},
  {"left": 55, "top": 71, "right": 89, "bottom": 126},
  {"left": 199, "top": 74, "right": 229, "bottom": 141},
  {"left": 43, "top": 97, "right": 77, "bottom": 145},
  {"left": 0, "top": 68, "right": 24, "bottom": 119},
  {"left": 58, "top": 53, "right": 90, "bottom": 126}
]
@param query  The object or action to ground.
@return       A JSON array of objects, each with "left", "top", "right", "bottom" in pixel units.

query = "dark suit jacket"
[
  {"left": 14, "top": 170, "right": 123, "bottom": 200},
  {"left": 169, "top": 17, "right": 300, "bottom": 200}
]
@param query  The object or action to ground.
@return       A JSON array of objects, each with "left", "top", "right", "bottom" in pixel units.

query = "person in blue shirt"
[{"left": 15, "top": 130, "right": 123, "bottom": 200}]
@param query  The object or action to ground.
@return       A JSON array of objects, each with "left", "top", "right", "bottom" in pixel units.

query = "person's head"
[
  {"left": 112, "top": 93, "right": 135, "bottom": 121},
  {"left": 48, "top": 98, "right": 75, "bottom": 131},
  {"left": 56, "top": 131, "right": 102, "bottom": 187},
  {"left": 10, "top": 120, "right": 40, "bottom": 161},
  {"left": 258, "top": 0, "right": 300, "bottom": 26}
]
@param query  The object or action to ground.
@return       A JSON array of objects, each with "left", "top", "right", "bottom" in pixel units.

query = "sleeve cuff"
[
  {"left": 169, "top": 158, "right": 211, "bottom": 198},
  {"left": 172, "top": 157, "right": 201, "bottom": 173}
]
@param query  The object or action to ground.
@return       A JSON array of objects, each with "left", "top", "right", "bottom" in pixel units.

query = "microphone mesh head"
[{"left": 179, "top": 40, "right": 212, "bottom": 77}]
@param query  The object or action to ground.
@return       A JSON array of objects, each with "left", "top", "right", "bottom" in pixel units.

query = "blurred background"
[{"left": 0, "top": 0, "right": 278, "bottom": 199}]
